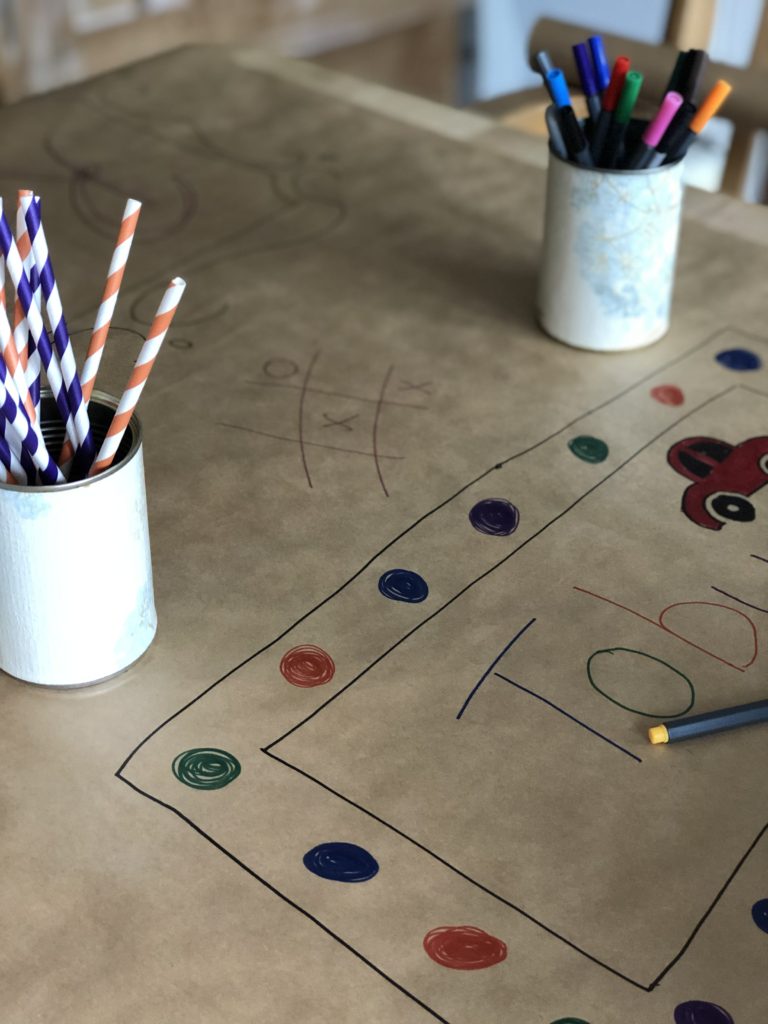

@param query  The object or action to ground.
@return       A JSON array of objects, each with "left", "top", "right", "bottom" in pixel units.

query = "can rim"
[
  {"left": 0, "top": 388, "right": 143, "bottom": 493},
  {"left": 549, "top": 142, "right": 684, "bottom": 175}
]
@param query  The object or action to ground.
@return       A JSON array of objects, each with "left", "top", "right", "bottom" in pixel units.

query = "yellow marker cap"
[
  {"left": 648, "top": 724, "right": 669, "bottom": 745},
  {"left": 689, "top": 80, "right": 732, "bottom": 135}
]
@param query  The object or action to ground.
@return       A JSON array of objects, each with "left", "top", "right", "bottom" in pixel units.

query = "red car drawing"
[{"left": 667, "top": 435, "right": 768, "bottom": 530}]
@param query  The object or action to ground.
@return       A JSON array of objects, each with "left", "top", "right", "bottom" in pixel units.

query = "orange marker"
[
  {"left": 667, "top": 79, "right": 732, "bottom": 161},
  {"left": 689, "top": 79, "right": 732, "bottom": 134}
]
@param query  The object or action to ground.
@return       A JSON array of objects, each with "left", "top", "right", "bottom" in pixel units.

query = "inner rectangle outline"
[{"left": 263, "top": 382, "right": 768, "bottom": 992}]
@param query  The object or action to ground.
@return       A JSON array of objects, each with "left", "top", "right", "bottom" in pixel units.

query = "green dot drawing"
[
  {"left": 172, "top": 748, "right": 241, "bottom": 790},
  {"left": 568, "top": 435, "right": 609, "bottom": 463},
  {"left": 587, "top": 648, "right": 695, "bottom": 719}
]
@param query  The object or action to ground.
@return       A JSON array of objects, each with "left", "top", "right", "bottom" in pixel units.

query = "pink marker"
[{"left": 627, "top": 91, "right": 683, "bottom": 169}]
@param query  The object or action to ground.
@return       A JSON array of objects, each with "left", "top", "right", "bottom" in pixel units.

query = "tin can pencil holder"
[
  {"left": 537, "top": 148, "right": 685, "bottom": 351},
  {"left": 0, "top": 391, "right": 156, "bottom": 687}
]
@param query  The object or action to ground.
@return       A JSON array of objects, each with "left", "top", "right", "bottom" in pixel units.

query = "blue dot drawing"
[
  {"left": 715, "top": 348, "right": 762, "bottom": 371},
  {"left": 303, "top": 842, "right": 379, "bottom": 883},
  {"left": 752, "top": 898, "right": 768, "bottom": 934},
  {"left": 378, "top": 568, "right": 429, "bottom": 603}
]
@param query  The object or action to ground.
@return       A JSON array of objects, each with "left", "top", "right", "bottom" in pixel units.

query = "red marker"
[{"left": 592, "top": 55, "right": 629, "bottom": 163}]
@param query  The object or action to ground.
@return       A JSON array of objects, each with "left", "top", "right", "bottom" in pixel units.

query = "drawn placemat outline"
[{"left": 116, "top": 327, "right": 768, "bottom": 1022}]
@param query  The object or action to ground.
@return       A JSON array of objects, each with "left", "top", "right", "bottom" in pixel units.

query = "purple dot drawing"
[
  {"left": 468, "top": 498, "right": 520, "bottom": 537},
  {"left": 673, "top": 1000, "right": 734, "bottom": 1024}
]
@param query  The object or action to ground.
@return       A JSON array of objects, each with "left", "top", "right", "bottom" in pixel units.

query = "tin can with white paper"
[
  {"left": 537, "top": 148, "right": 685, "bottom": 351},
  {"left": 0, "top": 391, "right": 156, "bottom": 687}
]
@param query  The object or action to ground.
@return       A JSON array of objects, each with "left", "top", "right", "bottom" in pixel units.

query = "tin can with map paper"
[
  {"left": 537, "top": 147, "right": 685, "bottom": 351},
  {"left": 0, "top": 391, "right": 156, "bottom": 687}
]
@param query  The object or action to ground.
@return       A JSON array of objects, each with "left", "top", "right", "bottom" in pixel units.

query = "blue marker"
[
  {"left": 546, "top": 68, "right": 571, "bottom": 109},
  {"left": 573, "top": 42, "right": 601, "bottom": 122},
  {"left": 534, "top": 50, "right": 557, "bottom": 103},
  {"left": 588, "top": 35, "right": 611, "bottom": 92}
]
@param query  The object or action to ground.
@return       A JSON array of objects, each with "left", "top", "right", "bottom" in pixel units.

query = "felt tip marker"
[
  {"left": 591, "top": 55, "right": 630, "bottom": 164},
  {"left": 681, "top": 48, "right": 708, "bottom": 103},
  {"left": 649, "top": 698, "right": 768, "bottom": 745},
  {"left": 546, "top": 67, "right": 571, "bottom": 109},
  {"left": 545, "top": 104, "right": 568, "bottom": 159},
  {"left": 666, "top": 79, "right": 732, "bottom": 161},
  {"left": 646, "top": 99, "right": 696, "bottom": 167},
  {"left": 626, "top": 90, "right": 683, "bottom": 169},
  {"left": 534, "top": 49, "right": 554, "bottom": 76},
  {"left": 602, "top": 69, "right": 643, "bottom": 168},
  {"left": 557, "top": 105, "right": 593, "bottom": 167},
  {"left": 588, "top": 35, "right": 611, "bottom": 93},
  {"left": 573, "top": 42, "right": 601, "bottom": 121},
  {"left": 664, "top": 50, "right": 688, "bottom": 94},
  {"left": 534, "top": 50, "right": 556, "bottom": 101}
]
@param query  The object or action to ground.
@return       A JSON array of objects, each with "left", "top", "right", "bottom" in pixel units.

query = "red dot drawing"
[
  {"left": 280, "top": 645, "right": 335, "bottom": 688},
  {"left": 423, "top": 925, "right": 507, "bottom": 970},
  {"left": 651, "top": 384, "right": 684, "bottom": 406}
]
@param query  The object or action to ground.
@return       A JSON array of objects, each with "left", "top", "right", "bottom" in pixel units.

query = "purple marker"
[
  {"left": 626, "top": 90, "right": 684, "bottom": 169},
  {"left": 573, "top": 42, "right": 601, "bottom": 122}
]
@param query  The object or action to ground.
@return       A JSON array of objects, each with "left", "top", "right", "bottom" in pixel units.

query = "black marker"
[
  {"left": 558, "top": 105, "right": 593, "bottom": 167},
  {"left": 680, "top": 48, "right": 708, "bottom": 103},
  {"left": 649, "top": 698, "right": 768, "bottom": 745}
]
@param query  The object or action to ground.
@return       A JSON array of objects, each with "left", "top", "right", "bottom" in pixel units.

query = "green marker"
[{"left": 603, "top": 70, "right": 643, "bottom": 168}]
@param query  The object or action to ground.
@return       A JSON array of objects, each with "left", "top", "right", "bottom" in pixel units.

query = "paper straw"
[
  {"left": 0, "top": 422, "right": 20, "bottom": 483},
  {"left": 0, "top": 411, "right": 32, "bottom": 484},
  {"left": 0, "top": 283, "right": 38, "bottom": 426},
  {"left": 0, "top": 435, "right": 11, "bottom": 483},
  {"left": 59, "top": 199, "right": 142, "bottom": 467},
  {"left": 0, "top": 322, "right": 50, "bottom": 483},
  {"left": 0, "top": 288, "right": 62, "bottom": 485},
  {"left": 83, "top": 199, "right": 141, "bottom": 404},
  {"left": 19, "top": 195, "right": 43, "bottom": 415},
  {"left": 0, "top": 202, "right": 79, "bottom": 460},
  {"left": 90, "top": 277, "right": 185, "bottom": 475},
  {"left": 13, "top": 189, "right": 33, "bottom": 373},
  {"left": 0, "top": 343, "right": 63, "bottom": 483},
  {"left": 24, "top": 197, "right": 95, "bottom": 473}
]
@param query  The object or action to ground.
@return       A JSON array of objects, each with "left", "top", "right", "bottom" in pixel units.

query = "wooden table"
[{"left": 2, "top": 47, "right": 767, "bottom": 1024}]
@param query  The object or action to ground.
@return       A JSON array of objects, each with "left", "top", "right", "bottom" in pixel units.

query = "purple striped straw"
[
  {"left": 0, "top": 409, "right": 34, "bottom": 483},
  {"left": 0, "top": 351, "right": 63, "bottom": 483},
  {"left": 24, "top": 197, "right": 94, "bottom": 476},
  {"left": 0, "top": 431, "right": 12, "bottom": 482},
  {"left": 0, "top": 285, "right": 54, "bottom": 469},
  {"left": 0, "top": 202, "right": 79, "bottom": 463},
  {"left": 16, "top": 193, "right": 42, "bottom": 414}
]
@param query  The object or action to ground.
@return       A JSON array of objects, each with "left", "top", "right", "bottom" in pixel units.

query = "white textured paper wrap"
[
  {"left": 538, "top": 153, "right": 685, "bottom": 351},
  {"left": 0, "top": 444, "right": 156, "bottom": 686}
]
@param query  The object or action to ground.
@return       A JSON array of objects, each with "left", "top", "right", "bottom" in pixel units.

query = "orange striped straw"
[
  {"left": 89, "top": 277, "right": 185, "bottom": 476},
  {"left": 82, "top": 198, "right": 141, "bottom": 403},
  {"left": 60, "top": 198, "right": 141, "bottom": 466},
  {"left": 13, "top": 189, "right": 34, "bottom": 372}
]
